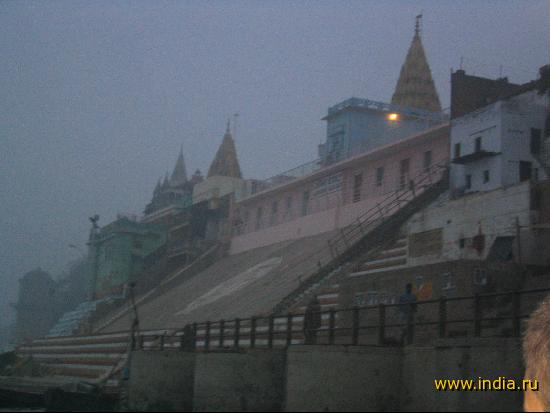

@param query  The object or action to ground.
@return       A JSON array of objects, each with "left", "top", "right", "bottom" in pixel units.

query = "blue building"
[{"left": 319, "top": 16, "right": 446, "bottom": 165}]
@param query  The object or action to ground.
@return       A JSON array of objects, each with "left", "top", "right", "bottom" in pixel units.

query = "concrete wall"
[
  {"left": 127, "top": 339, "right": 525, "bottom": 412},
  {"left": 193, "top": 350, "right": 286, "bottom": 412},
  {"left": 407, "top": 181, "right": 533, "bottom": 265},
  {"left": 128, "top": 351, "right": 196, "bottom": 412},
  {"left": 401, "top": 338, "right": 523, "bottom": 412},
  {"left": 285, "top": 346, "right": 402, "bottom": 412}
]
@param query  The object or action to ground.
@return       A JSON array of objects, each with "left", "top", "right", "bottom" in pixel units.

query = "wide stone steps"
[{"left": 351, "top": 236, "right": 408, "bottom": 276}]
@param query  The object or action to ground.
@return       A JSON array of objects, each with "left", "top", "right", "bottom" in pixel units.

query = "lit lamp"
[{"left": 387, "top": 113, "right": 400, "bottom": 121}]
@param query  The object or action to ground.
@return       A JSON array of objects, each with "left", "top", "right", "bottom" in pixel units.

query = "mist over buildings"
[{"left": 1, "top": 0, "right": 549, "bottom": 329}]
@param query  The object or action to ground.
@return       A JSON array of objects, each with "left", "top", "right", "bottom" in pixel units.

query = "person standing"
[{"left": 398, "top": 283, "right": 417, "bottom": 345}]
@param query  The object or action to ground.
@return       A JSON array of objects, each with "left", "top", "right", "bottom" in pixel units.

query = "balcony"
[{"left": 452, "top": 150, "right": 500, "bottom": 164}]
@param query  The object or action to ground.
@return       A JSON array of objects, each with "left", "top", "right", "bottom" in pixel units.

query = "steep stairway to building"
[
  {"left": 351, "top": 234, "right": 408, "bottom": 276},
  {"left": 273, "top": 164, "right": 450, "bottom": 315}
]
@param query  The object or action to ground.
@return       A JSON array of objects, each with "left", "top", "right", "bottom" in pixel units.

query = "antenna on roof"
[{"left": 415, "top": 13, "right": 423, "bottom": 36}]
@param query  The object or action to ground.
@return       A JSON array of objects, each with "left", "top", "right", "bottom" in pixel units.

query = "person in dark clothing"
[
  {"left": 303, "top": 297, "right": 322, "bottom": 344},
  {"left": 398, "top": 283, "right": 417, "bottom": 345}
]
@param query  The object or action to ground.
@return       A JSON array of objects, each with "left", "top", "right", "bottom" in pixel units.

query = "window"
[
  {"left": 531, "top": 128, "right": 542, "bottom": 155},
  {"left": 423, "top": 150, "right": 432, "bottom": 172},
  {"left": 399, "top": 158, "right": 410, "bottom": 190},
  {"left": 376, "top": 166, "right": 384, "bottom": 187},
  {"left": 441, "top": 272, "right": 455, "bottom": 291},
  {"left": 312, "top": 173, "right": 342, "bottom": 197},
  {"left": 366, "top": 292, "right": 379, "bottom": 306},
  {"left": 353, "top": 173, "right": 363, "bottom": 203},
  {"left": 454, "top": 143, "right": 461, "bottom": 159},
  {"left": 465, "top": 174, "right": 472, "bottom": 189},
  {"left": 353, "top": 293, "right": 366, "bottom": 307},
  {"left": 473, "top": 268, "right": 488, "bottom": 286},
  {"left": 301, "top": 191, "right": 310, "bottom": 217},
  {"left": 483, "top": 170, "right": 490, "bottom": 184},
  {"left": 475, "top": 137, "right": 482, "bottom": 153},
  {"left": 285, "top": 196, "right": 293, "bottom": 217},
  {"left": 519, "top": 161, "right": 532, "bottom": 182},
  {"left": 270, "top": 201, "right": 278, "bottom": 226}
]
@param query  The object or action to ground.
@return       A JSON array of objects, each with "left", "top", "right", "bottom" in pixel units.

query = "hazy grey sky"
[{"left": 1, "top": 0, "right": 548, "bottom": 326}]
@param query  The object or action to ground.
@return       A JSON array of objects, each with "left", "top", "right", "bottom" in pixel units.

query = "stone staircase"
[
  {"left": 14, "top": 332, "right": 130, "bottom": 392},
  {"left": 7, "top": 328, "right": 184, "bottom": 396},
  {"left": 274, "top": 164, "right": 449, "bottom": 315},
  {"left": 350, "top": 235, "right": 408, "bottom": 276}
]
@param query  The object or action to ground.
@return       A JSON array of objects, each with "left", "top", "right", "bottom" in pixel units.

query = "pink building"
[{"left": 230, "top": 124, "right": 450, "bottom": 254}]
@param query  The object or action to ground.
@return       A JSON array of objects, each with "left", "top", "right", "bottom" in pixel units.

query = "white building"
[{"left": 450, "top": 86, "right": 549, "bottom": 195}]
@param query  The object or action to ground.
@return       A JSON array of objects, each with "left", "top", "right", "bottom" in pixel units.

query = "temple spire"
[
  {"left": 391, "top": 15, "right": 442, "bottom": 112},
  {"left": 170, "top": 146, "right": 188, "bottom": 185},
  {"left": 207, "top": 122, "right": 242, "bottom": 179}
]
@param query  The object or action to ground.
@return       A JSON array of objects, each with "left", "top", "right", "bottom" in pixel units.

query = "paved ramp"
[{"left": 97, "top": 230, "right": 338, "bottom": 332}]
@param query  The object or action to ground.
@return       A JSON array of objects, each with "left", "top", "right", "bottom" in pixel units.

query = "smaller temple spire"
[
  {"left": 170, "top": 146, "right": 188, "bottom": 185},
  {"left": 207, "top": 122, "right": 242, "bottom": 179},
  {"left": 162, "top": 172, "right": 170, "bottom": 189},
  {"left": 153, "top": 177, "right": 162, "bottom": 195}
]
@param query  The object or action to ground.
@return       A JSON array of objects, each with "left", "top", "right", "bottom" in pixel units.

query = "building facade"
[
  {"left": 450, "top": 85, "right": 549, "bottom": 195},
  {"left": 88, "top": 217, "right": 168, "bottom": 299},
  {"left": 231, "top": 124, "right": 449, "bottom": 255}
]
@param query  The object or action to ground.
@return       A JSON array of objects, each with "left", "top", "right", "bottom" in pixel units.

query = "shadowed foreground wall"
[{"left": 127, "top": 338, "right": 523, "bottom": 412}]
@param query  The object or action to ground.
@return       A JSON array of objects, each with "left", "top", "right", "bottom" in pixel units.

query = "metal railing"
[
  {"left": 133, "top": 287, "right": 550, "bottom": 352},
  {"left": 265, "top": 159, "right": 449, "bottom": 314},
  {"left": 328, "top": 160, "right": 448, "bottom": 259}
]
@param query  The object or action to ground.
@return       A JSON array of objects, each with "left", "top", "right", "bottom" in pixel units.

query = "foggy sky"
[{"left": 1, "top": 0, "right": 549, "bottom": 326}]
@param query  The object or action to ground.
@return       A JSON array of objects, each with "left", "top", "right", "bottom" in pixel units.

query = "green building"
[{"left": 88, "top": 216, "right": 168, "bottom": 299}]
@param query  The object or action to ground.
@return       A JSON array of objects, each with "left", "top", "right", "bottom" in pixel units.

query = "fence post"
[
  {"left": 352, "top": 307, "right": 360, "bottom": 345},
  {"left": 474, "top": 294, "right": 482, "bottom": 337},
  {"left": 268, "top": 315, "right": 274, "bottom": 349},
  {"left": 512, "top": 291, "right": 521, "bottom": 337},
  {"left": 329, "top": 308, "right": 336, "bottom": 345},
  {"left": 250, "top": 317, "right": 257, "bottom": 349},
  {"left": 219, "top": 319, "right": 225, "bottom": 348},
  {"left": 234, "top": 318, "right": 240, "bottom": 349},
  {"left": 193, "top": 323, "right": 198, "bottom": 349},
  {"left": 139, "top": 334, "right": 144, "bottom": 350},
  {"left": 205, "top": 322, "right": 211, "bottom": 351},
  {"left": 438, "top": 297, "right": 447, "bottom": 339},
  {"left": 406, "top": 308, "right": 415, "bottom": 345},
  {"left": 286, "top": 314, "right": 293, "bottom": 347},
  {"left": 378, "top": 304, "right": 386, "bottom": 346}
]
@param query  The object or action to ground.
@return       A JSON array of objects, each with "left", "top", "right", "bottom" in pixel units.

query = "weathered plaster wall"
[{"left": 127, "top": 339, "right": 525, "bottom": 412}]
